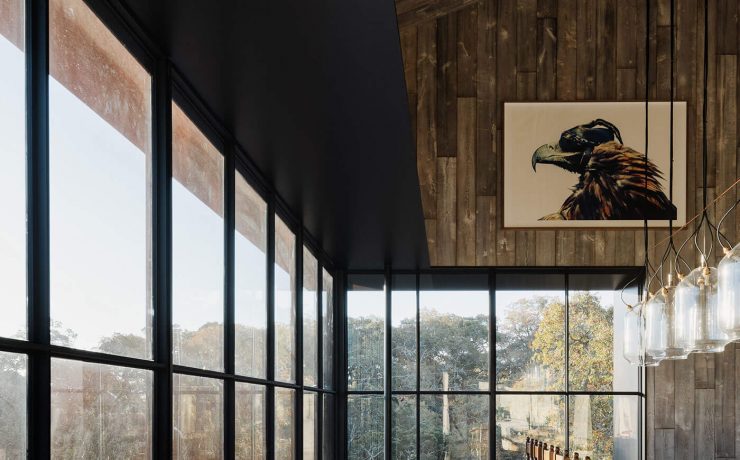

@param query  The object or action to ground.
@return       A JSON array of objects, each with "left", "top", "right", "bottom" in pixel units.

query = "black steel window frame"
[
  {"left": 342, "top": 267, "right": 646, "bottom": 460},
  {"left": 0, "top": 0, "right": 340, "bottom": 458}
]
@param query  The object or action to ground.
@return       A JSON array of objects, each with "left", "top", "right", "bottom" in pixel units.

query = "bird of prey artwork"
[{"left": 531, "top": 119, "right": 677, "bottom": 221}]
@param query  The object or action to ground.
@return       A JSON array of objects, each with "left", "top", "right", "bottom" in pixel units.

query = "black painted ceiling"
[{"left": 119, "top": 0, "right": 428, "bottom": 269}]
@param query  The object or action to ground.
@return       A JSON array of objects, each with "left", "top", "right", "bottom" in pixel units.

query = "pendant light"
[
  {"left": 643, "top": 0, "right": 688, "bottom": 361},
  {"left": 674, "top": 0, "right": 729, "bottom": 354},
  {"left": 717, "top": 200, "right": 740, "bottom": 340}
]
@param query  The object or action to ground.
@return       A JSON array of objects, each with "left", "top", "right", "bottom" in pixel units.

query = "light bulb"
[
  {"left": 718, "top": 243, "right": 740, "bottom": 341},
  {"left": 675, "top": 262, "right": 728, "bottom": 353}
]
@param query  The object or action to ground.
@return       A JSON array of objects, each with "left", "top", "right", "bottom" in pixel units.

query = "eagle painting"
[{"left": 531, "top": 119, "right": 677, "bottom": 221}]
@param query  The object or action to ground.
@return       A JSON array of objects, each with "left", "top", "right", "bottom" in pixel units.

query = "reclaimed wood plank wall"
[{"left": 398, "top": 0, "right": 740, "bottom": 458}]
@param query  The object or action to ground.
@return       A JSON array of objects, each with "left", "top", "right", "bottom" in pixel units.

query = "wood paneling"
[{"left": 397, "top": 0, "right": 740, "bottom": 458}]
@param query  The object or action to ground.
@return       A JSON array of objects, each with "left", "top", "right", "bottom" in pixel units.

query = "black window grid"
[
  {"left": 342, "top": 268, "right": 647, "bottom": 460},
  {"left": 1, "top": 0, "right": 340, "bottom": 458}
]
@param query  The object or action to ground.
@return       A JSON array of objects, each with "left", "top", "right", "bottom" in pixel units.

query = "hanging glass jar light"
[
  {"left": 718, "top": 243, "right": 740, "bottom": 341},
  {"left": 675, "top": 260, "right": 728, "bottom": 353},
  {"left": 623, "top": 303, "right": 644, "bottom": 365},
  {"left": 644, "top": 275, "right": 687, "bottom": 360}
]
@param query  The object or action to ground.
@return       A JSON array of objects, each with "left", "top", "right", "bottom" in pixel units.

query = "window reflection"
[
  {"left": 569, "top": 395, "right": 639, "bottom": 460},
  {"left": 322, "top": 270, "right": 334, "bottom": 389},
  {"left": 303, "top": 392, "right": 318, "bottom": 460},
  {"left": 275, "top": 388, "right": 295, "bottom": 459},
  {"left": 347, "top": 275, "right": 385, "bottom": 391},
  {"left": 274, "top": 217, "right": 296, "bottom": 383},
  {"left": 303, "top": 248, "right": 318, "bottom": 386},
  {"left": 495, "top": 394, "right": 565, "bottom": 458},
  {"left": 421, "top": 394, "right": 489, "bottom": 459},
  {"left": 347, "top": 395, "right": 384, "bottom": 460},
  {"left": 235, "top": 383, "right": 265, "bottom": 459},
  {"left": 392, "top": 275, "right": 416, "bottom": 391},
  {"left": 0, "top": 0, "right": 26, "bottom": 340},
  {"left": 171, "top": 102, "right": 224, "bottom": 371},
  {"left": 392, "top": 395, "right": 416, "bottom": 460},
  {"left": 0, "top": 352, "right": 26, "bottom": 457},
  {"left": 51, "top": 359, "right": 152, "bottom": 459},
  {"left": 173, "top": 374, "right": 223, "bottom": 459}
]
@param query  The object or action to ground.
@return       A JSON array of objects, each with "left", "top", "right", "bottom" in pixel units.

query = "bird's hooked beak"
[{"left": 531, "top": 143, "right": 585, "bottom": 174}]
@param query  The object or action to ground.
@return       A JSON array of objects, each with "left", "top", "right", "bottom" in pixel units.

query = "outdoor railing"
[{"left": 524, "top": 437, "right": 591, "bottom": 460}]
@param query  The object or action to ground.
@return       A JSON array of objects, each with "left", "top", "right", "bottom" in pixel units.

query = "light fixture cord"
[{"left": 643, "top": 0, "right": 652, "bottom": 298}]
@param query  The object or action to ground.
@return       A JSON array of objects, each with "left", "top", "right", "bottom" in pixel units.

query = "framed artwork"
[{"left": 503, "top": 102, "right": 687, "bottom": 228}]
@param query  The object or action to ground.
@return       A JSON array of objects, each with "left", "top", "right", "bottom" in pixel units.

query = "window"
[
  {"left": 49, "top": 0, "right": 152, "bottom": 358},
  {"left": 6, "top": 2, "right": 337, "bottom": 458},
  {"left": 51, "top": 359, "right": 152, "bottom": 458},
  {"left": 347, "top": 275, "right": 385, "bottom": 391},
  {"left": 171, "top": 102, "right": 224, "bottom": 371},
  {"left": 347, "top": 271, "right": 642, "bottom": 460},
  {"left": 303, "top": 247, "right": 318, "bottom": 386},
  {"left": 0, "top": 352, "right": 26, "bottom": 457},
  {"left": 235, "top": 383, "right": 266, "bottom": 458},
  {"left": 275, "top": 387, "right": 295, "bottom": 459},
  {"left": 0, "top": 0, "right": 25, "bottom": 340},
  {"left": 275, "top": 217, "right": 296, "bottom": 383},
  {"left": 173, "top": 374, "right": 224, "bottom": 459},
  {"left": 235, "top": 172, "right": 268, "bottom": 378}
]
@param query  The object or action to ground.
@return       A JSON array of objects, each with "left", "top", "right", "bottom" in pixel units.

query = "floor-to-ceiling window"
[
  {"left": 0, "top": 1, "right": 337, "bottom": 457},
  {"left": 345, "top": 270, "right": 643, "bottom": 460}
]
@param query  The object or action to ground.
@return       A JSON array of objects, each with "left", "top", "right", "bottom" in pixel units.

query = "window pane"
[
  {"left": 235, "top": 172, "right": 267, "bottom": 378},
  {"left": 347, "top": 395, "right": 384, "bottom": 460},
  {"left": 49, "top": 0, "right": 152, "bottom": 357},
  {"left": 322, "top": 270, "right": 334, "bottom": 389},
  {"left": 303, "top": 392, "right": 318, "bottom": 460},
  {"left": 173, "top": 374, "right": 223, "bottom": 459},
  {"left": 392, "top": 275, "right": 416, "bottom": 390},
  {"left": 322, "top": 394, "right": 335, "bottom": 460},
  {"left": 392, "top": 395, "right": 416, "bottom": 460},
  {"left": 0, "top": 0, "right": 25, "bottom": 340},
  {"left": 275, "top": 217, "right": 296, "bottom": 383},
  {"left": 569, "top": 395, "right": 639, "bottom": 460},
  {"left": 420, "top": 274, "right": 489, "bottom": 391},
  {"left": 303, "top": 248, "right": 318, "bottom": 386},
  {"left": 171, "top": 103, "right": 224, "bottom": 371},
  {"left": 275, "top": 387, "right": 295, "bottom": 459},
  {"left": 0, "top": 352, "right": 26, "bottom": 457},
  {"left": 420, "top": 394, "right": 489, "bottom": 459},
  {"left": 495, "top": 394, "right": 565, "bottom": 459},
  {"left": 495, "top": 274, "right": 565, "bottom": 391},
  {"left": 51, "top": 359, "right": 152, "bottom": 458},
  {"left": 235, "top": 383, "right": 266, "bottom": 459},
  {"left": 347, "top": 275, "right": 385, "bottom": 391},
  {"left": 569, "top": 275, "right": 639, "bottom": 392}
]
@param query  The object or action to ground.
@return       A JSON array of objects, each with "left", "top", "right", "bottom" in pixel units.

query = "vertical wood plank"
[
  {"left": 425, "top": 219, "right": 438, "bottom": 266},
  {"left": 417, "top": 22, "right": 438, "bottom": 219},
  {"left": 695, "top": 389, "right": 716, "bottom": 459},
  {"left": 437, "top": 157, "right": 457, "bottom": 265},
  {"left": 717, "top": 55, "right": 737, "bottom": 248},
  {"left": 456, "top": 98, "right": 476, "bottom": 265},
  {"left": 517, "top": 0, "right": 537, "bottom": 72},
  {"left": 476, "top": 196, "right": 496, "bottom": 265},
  {"left": 655, "top": 360, "right": 676, "bottom": 429},
  {"left": 674, "top": 355, "right": 695, "bottom": 460},
  {"left": 695, "top": 352, "right": 716, "bottom": 389},
  {"left": 436, "top": 14, "right": 457, "bottom": 158},
  {"left": 716, "top": 0, "right": 737, "bottom": 55},
  {"left": 535, "top": 231, "right": 556, "bottom": 265},
  {"left": 536, "top": 17, "right": 557, "bottom": 100},
  {"left": 476, "top": 0, "right": 496, "bottom": 196},
  {"left": 654, "top": 429, "right": 676, "bottom": 460},
  {"left": 457, "top": 5, "right": 478, "bottom": 97},
  {"left": 616, "top": 0, "right": 638, "bottom": 69},
  {"left": 715, "top": 346, "right": 736, "bottom": 458},
  {"left": 596, "top": 0, "right": 617, "bottom": 99}
]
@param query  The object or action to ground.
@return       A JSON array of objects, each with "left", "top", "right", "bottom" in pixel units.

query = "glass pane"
[
  {"left": 173, "top": 374, "right": 223, "bottom": 459},
  {"left": 49, "top": 0, "right": 152, "bottom": 357},
  {"left": 420, "top": 394, "right": 489, "bottom": 459},
  {"left": 569, "top": 395, "right": 639, "bottom": 460},
  {"left": 322, "top": 270, "right": 334, "bottom": 389},
  {"left": 235, "top": 171, "right": 267, "bottom": 378},
  {"left": 495, "top": 394, "right": 565, "bottom": 459},
  {"left": 275, "top": 388, "right": 295, "bottom": 459},
  {"left": 0, "top": 0, "right": 25, "bottom": 340},
  {"left": 171, "top": 102, "right": 224, "bottom": 371},
  {"left": 569, "top": 275, "right": 639, "bottom": 392},
  {"left": 0, "top": 352, "right": 26, "bottom": 457},
  {"left": 392, "top": 395, "right": 416, "bottom": 460},
  {"left": 235, "top": 383, "right": 266, "bottom": 459},
  {"left": 420, "top": 274, "right": 489, "bottom": 391},
  {"left": 303, "top": 248, "right": 318, "bottom": 386},
  {"left": 392, "top": 275, "right": 416, "bottom": 390},
  {"left": 322, "top": 394, "right": 335, "bottom": 460},
  {"left": 495, "top": 274, "right": 565, "bottom": 391},
  {"left": 347, "top": 395, "right": 384, "bottom": 460},
  {"left": 275, "top": 217, "right": 296, "bottom": 383},
  {"left": 51, "top": 359, "right": 152, "bottom": 458},
  {"left": 347, "top": 275, "right": 385, "bottom": 391},
  {"left": 303, "top": 392, "right": 318, "bottom": 460}
]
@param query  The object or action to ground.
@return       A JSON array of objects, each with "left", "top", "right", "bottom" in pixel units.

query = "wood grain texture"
[{"left": 397, "top": 1, "right": 740, "bottom": 457}]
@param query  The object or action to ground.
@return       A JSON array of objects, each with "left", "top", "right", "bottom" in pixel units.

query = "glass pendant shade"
[
  {"left": 623, "top": 303, "right": 660, "bottom": 366},
  {"left": 644, "top": 284, "right": 687, "bottom": 360},
  {"left": 718, "top": 243, "right": 740, "bottom": 341},
  {"left": 675, "top": 265, "right": 728, "bottom": 353}
]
